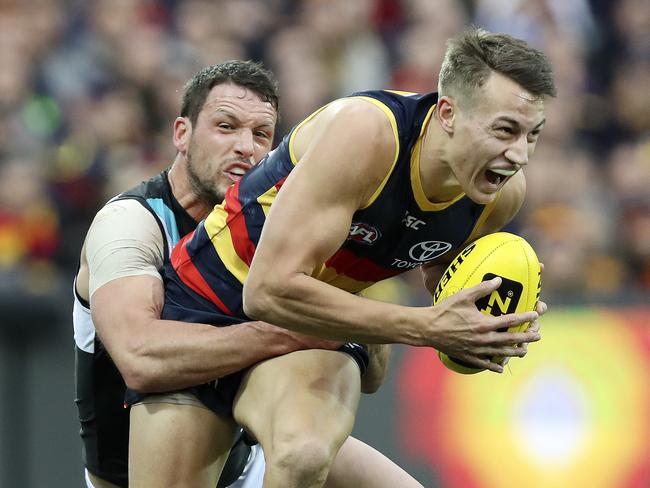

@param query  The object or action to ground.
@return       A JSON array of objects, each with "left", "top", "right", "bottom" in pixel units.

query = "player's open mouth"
[
  {"left": 225, "top": 164, "right": 250, "bottom": 182},
  {"left": 485, "top": 168, "right": 517, "bottom": 186}
]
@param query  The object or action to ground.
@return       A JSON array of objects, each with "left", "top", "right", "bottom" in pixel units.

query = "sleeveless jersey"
[
  {"left": 165, "top": 90, "right": 498, "bottom": 320},
  {"left": 73, "top": 169, "right": 196, "bottom": 486}
]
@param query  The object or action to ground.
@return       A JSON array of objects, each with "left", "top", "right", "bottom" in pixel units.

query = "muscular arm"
[
  {"left": 243, "top": 100, "right": 537, "bottom": 349},
  {"left": 91, "top": 275, "right": 334, "bottom": 392},
  {"left": 244, "top": 100, "right": 414, "bottom": 343},
  {"left": 83, "top": 200, "right": 339, "bottom": 392}
]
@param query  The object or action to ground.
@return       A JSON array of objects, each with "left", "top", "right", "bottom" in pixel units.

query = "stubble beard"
[{"left": 186, "top": 143, "right": 226, "bottom": 208}]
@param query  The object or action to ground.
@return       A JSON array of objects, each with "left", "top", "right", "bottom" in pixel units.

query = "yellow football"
[{"left": 432, "top": 232, "right": 541, "bottom": 374}]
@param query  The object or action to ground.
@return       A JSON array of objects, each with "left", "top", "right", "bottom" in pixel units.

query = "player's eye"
[{"left": 527, "top": 130, "right": 541, "bottom": 142}]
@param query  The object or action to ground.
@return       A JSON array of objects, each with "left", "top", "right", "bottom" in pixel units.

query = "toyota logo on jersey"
[{"left": 408, "top": 240, "right": 452, "bottom": 262}]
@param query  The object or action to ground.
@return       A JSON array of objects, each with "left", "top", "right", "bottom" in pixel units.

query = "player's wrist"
[{"left": 392, "top": 305, "right": 428, "bottom": 347}]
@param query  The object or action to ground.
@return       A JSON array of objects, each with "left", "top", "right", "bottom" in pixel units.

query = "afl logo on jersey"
[
  {"left": 409, "top": 240, "right": 452, "bottom": 262},
  {"left": 348, "top": 222, "right": 381, "bottom": 245}
]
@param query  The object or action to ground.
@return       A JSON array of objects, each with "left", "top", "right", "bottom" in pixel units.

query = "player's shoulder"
[
  {"left": 327, "top": 96, "right": 392, "bottom": 123},
  {"left": 89, "top": 198, "right": 159, "bottom": 239},
  {"left": 95, "top": 197, "right": 152, "bottom": 220},
  {"left": 85, "top": 196, "right": 165, "bottom": 262},
  {"left": 323, "top": 96, "right": 388, "bottom": 130},
  {"left": 316, "top": 96, "right": 396, "bottom": 149}
]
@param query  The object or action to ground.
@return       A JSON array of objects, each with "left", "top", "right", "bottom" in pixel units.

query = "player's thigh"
[
  {"left": 325, "top": 436, "right": 423, "bottom": 488},
  {"left": 233, "top": 349, "right": 361, "bottom": 447},
  {"left": 129, "top": 393, "right": 238, "bottom": 488}
]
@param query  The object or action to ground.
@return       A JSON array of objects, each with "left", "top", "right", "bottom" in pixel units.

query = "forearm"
[
  {"left": 117, "top": 319, "right": 295, "bottom": 392},
  {"left": 244, "top": 272, "right": 422, "bottom": 345},
  {"left": 92, "top": 276, "right": 300, "bottom": 393}
]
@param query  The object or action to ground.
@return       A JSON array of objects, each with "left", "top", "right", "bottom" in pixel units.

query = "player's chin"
[
  {"left": 214, "top": 179, "right": 234, "bottom": 197},
  {"left": 467, "top": 187, "right": 499, "bottom": 205},
  {"left": 468, "top": 176, "right": 507, "bottom": 204}
]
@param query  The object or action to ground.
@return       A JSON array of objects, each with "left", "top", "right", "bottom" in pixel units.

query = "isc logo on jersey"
[{"left": 432, "top": 232, "right": 541, "bottom": 374}]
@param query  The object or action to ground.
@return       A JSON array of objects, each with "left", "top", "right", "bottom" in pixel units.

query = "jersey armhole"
[
  {"left": 353, "top": 96, "right": 401, "bottom": 209},
  {"left": 115, "top": 195, "right": 169, "bottom": 263}
]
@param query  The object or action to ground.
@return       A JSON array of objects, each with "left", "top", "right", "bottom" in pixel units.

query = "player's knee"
[{"left": 267, "top": 435, "right": 339, "bottom": 483}]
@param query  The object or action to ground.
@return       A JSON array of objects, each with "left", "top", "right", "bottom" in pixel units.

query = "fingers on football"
[
  {"left": 492, "top": 311, "right": 539, "bottom": 331},
  {"left": 475, "top": 345, "right": 528, "bottom": 359},
  {"left": 484, "top": 360, "right": 505, "bottom": 373},
  {"left": 527, "top": 318, "right": 541, "bottom": 334},
  {"left": 466, "top": 277, "right": 502, "bottom": 299},
  {"left": 454, "top": 355, "right": 503, "bottom": 373}
]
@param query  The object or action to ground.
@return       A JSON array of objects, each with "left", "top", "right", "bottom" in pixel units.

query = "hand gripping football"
[{"left": 432, "top": 232, "right": 541, "bottom": 374}]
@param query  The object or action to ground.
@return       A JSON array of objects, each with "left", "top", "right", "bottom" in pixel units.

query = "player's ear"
[
  {"left": 436, "top": 96, "right": 455, "bottom": 135},
  {"left": 173, "top": 117, "right": 191, "bottom": 153}
]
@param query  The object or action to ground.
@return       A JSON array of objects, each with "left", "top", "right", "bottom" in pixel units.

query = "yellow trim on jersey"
[
  {"left": 312, "top": 265, "right": 373, "bottom": 293},
  {"left": 204, "top": 210, "right": 249, "bottom": 285},
  {"left": 256, "top": 185, "right": 278, "bottom": 218},
  {"left": 465, "top": 191, "right": 502, "bottom": 243},
  {"left": 410, "top": 104, "right": 466, "bottom": 211},
  {"left": 287, "top": 95, "right": 400, "bottom": 210},
  {"left": 384, "top": 89, "right": 417, "bottom": 97},
  {"left": 352, "top": 96, "right": 400, "bottom": 210}
]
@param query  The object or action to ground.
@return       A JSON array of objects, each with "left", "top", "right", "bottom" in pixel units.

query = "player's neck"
[
  {"left": 419, "top": 117, "right": 463, "bottom": 203},
  {"left": 168, "top": 157, "right": 213, "bottom": 221}
]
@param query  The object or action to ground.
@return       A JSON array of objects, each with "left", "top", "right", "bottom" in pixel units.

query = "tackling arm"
[{"left": 83, "top": 200, "right": 340, "bottom": 393}]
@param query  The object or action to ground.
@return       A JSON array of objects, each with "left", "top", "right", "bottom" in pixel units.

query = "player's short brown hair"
[
  {"left": 439, "top": 28, "right": 557, "bottom": 108},
  {"left": 181, "top": 60, "right": 279, "bottom": 126}
]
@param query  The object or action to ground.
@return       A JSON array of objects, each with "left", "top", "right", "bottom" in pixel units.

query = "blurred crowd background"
[
  {"left": 1, "top": 0, "right": 649, "bottom": 486},
  {"left": 1, "top": 0, "right": 649, "bottom": 306}
]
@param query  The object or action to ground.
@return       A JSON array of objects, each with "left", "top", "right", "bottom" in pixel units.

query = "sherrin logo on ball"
[{"left": 432, "top": 232, "right": 541, "bottom": 374}]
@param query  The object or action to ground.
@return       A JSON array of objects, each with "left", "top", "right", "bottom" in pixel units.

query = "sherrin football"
[{"left": 432, "top": 232, "right": 541, "bottom": 374}]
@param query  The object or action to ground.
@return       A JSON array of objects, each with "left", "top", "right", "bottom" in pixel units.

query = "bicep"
[
  {"left": 85, "top": 200, "right": 166, "bottom": 352},
  {"left": 85, "top": 199, "right": 165, "bottom": 298},
  {"left": 92, "top": 275, "right": 164, "bottom": 342},
  {"left": 251, "top": 101, "right": 396, "bottom": 278},
  {"left": 254, "top": 164, "right": 359, "bottom": 277}
]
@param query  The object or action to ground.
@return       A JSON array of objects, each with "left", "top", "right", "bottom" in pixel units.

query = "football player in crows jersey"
[
  {"left": 129, "top": 29, "right": 554, "bottom": 487},
  {"left": 76, "top": 61, "right": 422, "bottom": 488}
]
